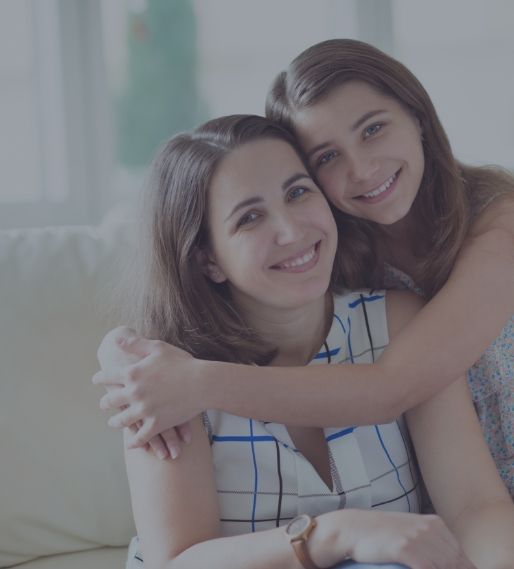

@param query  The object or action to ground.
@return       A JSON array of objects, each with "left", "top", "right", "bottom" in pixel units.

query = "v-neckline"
[{"left": 286, "top": 425, "right": 334, "bottom": 492}]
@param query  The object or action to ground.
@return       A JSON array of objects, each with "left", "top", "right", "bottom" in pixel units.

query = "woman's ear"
[{"left": 195, "top": 248, "right": 227, "bottom": 284}]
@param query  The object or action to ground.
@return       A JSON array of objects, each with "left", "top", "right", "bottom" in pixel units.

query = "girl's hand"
[
  {"left": 319, "top": 510, "right": 476, "bottom": 569},
  {"left": 93, "top": 328, "right": 201, "bottom": 454},
  {"left": 350, "top": 511, "right": 475, "bottom": 569}
]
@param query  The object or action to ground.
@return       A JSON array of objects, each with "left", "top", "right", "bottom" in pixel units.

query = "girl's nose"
[{"left": 346, "top": 150, "right": 379, "bottom": 183}]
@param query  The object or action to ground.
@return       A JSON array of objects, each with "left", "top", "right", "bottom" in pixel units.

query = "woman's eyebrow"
[
  {"left": 225, "top": 196, "right": 263, "bottom": 222},
  {"left": 282, "top": 173, "right": 311, "bottom": 190}
]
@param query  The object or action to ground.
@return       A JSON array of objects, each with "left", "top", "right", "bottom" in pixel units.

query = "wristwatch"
[{"left": 285, "top": 514, "right": 320, "bottom": 569}]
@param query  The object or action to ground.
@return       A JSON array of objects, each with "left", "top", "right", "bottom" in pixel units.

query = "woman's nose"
[{"left": 274, "top": 211, "right": 306, "bottom": 246}]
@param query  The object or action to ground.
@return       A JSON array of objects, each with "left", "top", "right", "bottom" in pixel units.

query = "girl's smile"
[
  {"left": 353, "top": 169, "right": 401, "bottom": 203},
  {"left": 294, "top": 81, "right": 425, "bottom": 226}
]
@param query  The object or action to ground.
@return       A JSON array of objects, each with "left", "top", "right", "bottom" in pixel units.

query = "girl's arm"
[
  {"left": 198, "top": 198, "right": 514, "bottom": 426},
  {"left": 406, "top": 377, "right": 514, "bottom": 569},
  {"left": 387, "top": 278, "right": 514, "bottom": 568},
  {"left": 96, "top": 197, "right": 513, "bottom": 440},
  {"left": 125, "top": 415, "right": 469, "bottom": 569}
]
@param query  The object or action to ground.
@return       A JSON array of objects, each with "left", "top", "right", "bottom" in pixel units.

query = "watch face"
[{"left": 286, "top": 514, "right": 310, "bottom": 538}]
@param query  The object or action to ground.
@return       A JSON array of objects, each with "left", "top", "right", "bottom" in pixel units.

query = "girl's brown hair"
[
  {"left": 266, "top": 39, "right": 513, "bottom": 298},
  {"left": 129, "top": 114, "right": 320, "bottom": 365}
]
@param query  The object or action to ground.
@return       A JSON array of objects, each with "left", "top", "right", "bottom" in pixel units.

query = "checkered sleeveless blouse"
[{"left": 126, "top": 290, "right": 421, "bottom": 566}]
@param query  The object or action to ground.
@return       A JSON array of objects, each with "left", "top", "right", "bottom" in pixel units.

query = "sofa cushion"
[
  {"left": 13, "top": 547, "right": 127, "bottom": 569},
  {"left": 0, "top": 220, "right": 137, "bottom": 567}
]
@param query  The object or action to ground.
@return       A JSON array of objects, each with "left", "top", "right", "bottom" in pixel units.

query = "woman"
[
  {"left": 95, "top": 40, "right": 514, "bottom": 495},
  {"left": 102, "top": 114, "right": 513, "bottom": 569}
]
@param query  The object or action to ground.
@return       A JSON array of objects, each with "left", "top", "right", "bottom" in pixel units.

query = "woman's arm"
[
  {"left": 406, "top": 378, "right": 514, "bottom": 569},
  {"left": 125, "top": 414, "right": 470, "bottom": 569}
]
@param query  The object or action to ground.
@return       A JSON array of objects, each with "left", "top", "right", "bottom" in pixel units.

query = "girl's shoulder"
[
  {"left": 472, "top": 191, "right": 514, "bottom": 230},
  {"left": 383, "top": 263, "right": 424, "bottom": 296}
]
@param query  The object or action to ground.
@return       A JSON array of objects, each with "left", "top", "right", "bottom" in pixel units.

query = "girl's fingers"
[
  {"left": 92, "top": 369, "right": 124, "bottom": 386},
  {"left": 108, "top": 407, "right": 143, "bottom": 430},
  {"left": 160, "top": 428, "right": 183, "bottom": 460},
  {"left": 117, "top": 335, "right": 153, "bottom": 358},
  {"left": 99, "top": 389, "right": 130, "bottom": 411},
  {"left": 177, "top": 422, "right": 192, "bottom": 445},
  {"left": 125, "top": 419, "right": 161, "bottom": 451},
  {"left": 147, "top": 434, "right": 169, "bottom": 460}
]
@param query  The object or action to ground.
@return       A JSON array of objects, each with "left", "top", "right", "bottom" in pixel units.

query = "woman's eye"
[
  {"left": 317, "top": 150, "right": 338, "bottom": 167},
  {"left": 363, "top": 123, "right": 382, "bottom": 138},
  {"left": 287, "top": 186, "right": 309, "bottom": 201},
  {"left": 236, "top": 211, "right": 260, "bottom": 228}
]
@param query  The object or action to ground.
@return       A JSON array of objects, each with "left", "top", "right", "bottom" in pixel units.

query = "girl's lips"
[
  {"left": 354, "top": 169, "right": 401, "bottom": 204},
  {"left": 271, "top": 241, "right": 321, "bottom": 273}
]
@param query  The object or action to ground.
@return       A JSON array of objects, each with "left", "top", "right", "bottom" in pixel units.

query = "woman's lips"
[{"left": 271, "top": 241, "right": 321, "bottom": 273}]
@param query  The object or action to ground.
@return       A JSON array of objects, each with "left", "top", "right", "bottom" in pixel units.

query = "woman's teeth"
[
  {"left": 277, "top": 245, "right": 316, "bottom": 269},
  {"left": 362, "top": 172, "right": 397, "bottom": 199}
]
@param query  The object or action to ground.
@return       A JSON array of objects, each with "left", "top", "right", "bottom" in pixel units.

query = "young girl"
[
  {"left": 95, "top": 39, "right": 514, "bottom": 495},
  {"left": 99, "top": 114, "right": 513, "bottom": 569}
]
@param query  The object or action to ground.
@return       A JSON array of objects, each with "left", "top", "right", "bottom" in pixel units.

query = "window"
[{"left": 1, "top": 0, "right": 512, "bottom": 229}]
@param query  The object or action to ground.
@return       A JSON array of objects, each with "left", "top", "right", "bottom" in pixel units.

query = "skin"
[
  {"left": 103, "top": 138, "right": 514, "bottom": 569},
  {"left": 296, "top": 81, "right": 425, "bottom": 231},
  {"left": 94, "top": 82, "right": 514, "bottom": 457}
]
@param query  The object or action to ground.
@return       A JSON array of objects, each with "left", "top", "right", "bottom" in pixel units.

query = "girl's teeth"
[
  {"left": 279, "top": 246, "right": 315, "bottom": 269},
  {"left": 363, "top": 173, "right": 396, "bottom": 199}
]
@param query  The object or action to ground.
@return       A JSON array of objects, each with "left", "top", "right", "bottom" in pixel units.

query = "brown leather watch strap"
[{"left": 291, "top": 538, "right": 321, "bottom": 569}]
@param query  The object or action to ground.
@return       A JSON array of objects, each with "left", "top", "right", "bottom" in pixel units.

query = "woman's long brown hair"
[{"left": 126, "top": 114, "right": 331, "bottom": 364}]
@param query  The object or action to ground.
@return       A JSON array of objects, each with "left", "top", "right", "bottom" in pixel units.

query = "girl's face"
[
  {"left": 204, "top": 138, "right": 337, "bottom": 315},
  {"left": 293, "top": 81, "right": 425, "bottom": 226}
]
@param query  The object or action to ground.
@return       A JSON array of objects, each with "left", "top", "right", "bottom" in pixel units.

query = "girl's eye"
[
  {"left": 236, "top": 211, "right": 260, "bottom": 229},
  {"left": 287, "top": 186, "right": 310, "bottom": 201},
  {"left": 363, "top": 123, "right": 383, "bottom": 138},
  {"left": 317, "top": 150, "right": 338, "bottom": 167}
]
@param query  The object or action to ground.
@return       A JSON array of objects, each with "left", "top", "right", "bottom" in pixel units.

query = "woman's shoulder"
[
  {"left": 383, "top": 290, "right": 424, "bottom": 341},
  {"left": 332, "top": 289, "right": 387, "bottom": 314}
]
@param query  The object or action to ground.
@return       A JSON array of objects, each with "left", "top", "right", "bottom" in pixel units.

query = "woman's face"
[
  {"left": 204, "top": 138, "right": 337, "bottom": 314},
  {"left": 293, "top": 81, "right": 425, "bottom": 226}
]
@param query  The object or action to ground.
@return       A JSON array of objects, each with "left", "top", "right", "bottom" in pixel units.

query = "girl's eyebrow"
[
  {"left": 306, "top": 142, "right": 330, "bottom": 161},
  {"left": 351, "top": 109, "right": 387, "bottom": 131},
  {"left": 306, "top": 109, "right": 387, "bottom": 160}
]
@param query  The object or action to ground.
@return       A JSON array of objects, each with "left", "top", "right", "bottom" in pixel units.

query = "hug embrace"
[{"left": 93, "top": 40, "right": 514, "bottom": 569}]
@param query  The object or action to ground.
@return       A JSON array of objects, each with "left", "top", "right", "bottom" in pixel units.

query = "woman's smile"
[{"left": 270, "top": 241, "right": 321, "bottom": 273}]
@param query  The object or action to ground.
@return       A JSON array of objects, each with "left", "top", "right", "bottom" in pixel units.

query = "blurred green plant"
[{"left": 117, "top": 0, "right": 206, "bottom": 167}]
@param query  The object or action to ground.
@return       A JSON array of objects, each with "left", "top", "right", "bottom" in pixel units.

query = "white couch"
[{"left": 0, "top": 218, "right": 137, "bottom": 568}]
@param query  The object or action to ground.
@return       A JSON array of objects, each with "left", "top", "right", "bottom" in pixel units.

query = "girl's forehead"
[{"left": 294, "top": 82, "right": 406, "bottom": 144}]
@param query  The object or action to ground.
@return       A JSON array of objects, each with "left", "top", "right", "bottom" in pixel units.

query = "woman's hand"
[
  {"left": 93, "top": 327, "right": 202, "bottom": 454},
  {"left": 319, "top": 509, "right": 476, "bottom": 569}
]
